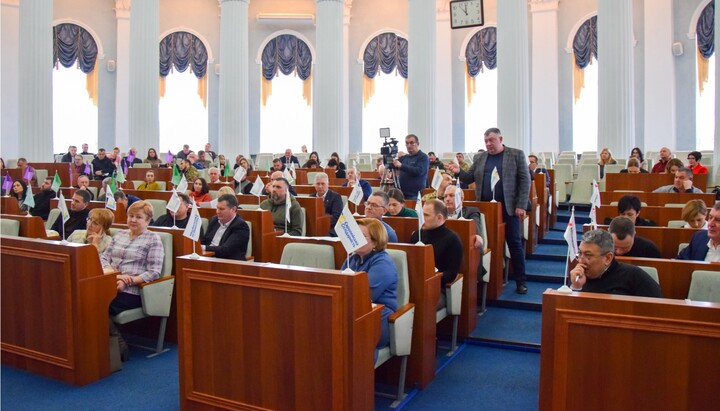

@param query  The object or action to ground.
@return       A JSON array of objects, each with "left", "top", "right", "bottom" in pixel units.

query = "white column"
[
  {"left": 342, "top": 1, "right": 352, "bottom": 156},
  {"left": 435, "top": 1, "right": 452, "bottom": 154},
  {"left": 1, "top": 0, "right": 20, "bottom": 159},
  {"left": 314, "top": 0, "right": 345, "bottom": 157},
  {"left": 497, "top": 0, "right": 531, "bottom": 152},
  {"left": 529, "top": 0, "right": 559, "bottom": 154},
  {"left": 128, "top": 0, "right": 159, "bottom": 155},
  {"left": 114, "top": 0, "right": 131, "bottom": 151},
  {"left": 218, "top": 0, "right": 249, "bottom": 157},
  {"left": 597, "top": 0, "right": 635, "bottom": 156},
  {"left": 407, "top": 0, "right": 437, "bottom": 147},
  {"left": 644, "top": 0, "right": 675, "bottom": 152},
  {"left": 714, "top": 0, "right": 720, "bottom": 179},
  {"left": 18, "top": 0, "right": 53, "bottom": 162}
]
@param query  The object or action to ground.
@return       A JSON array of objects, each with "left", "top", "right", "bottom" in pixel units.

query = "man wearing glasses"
[
  {"left": 570, "top": 230, "right": 662, "bottom": 297},
  {"left": 363, "top": 191, "right": 399, "bottom": 243},
  {"left": 393, "top": 134, "right": 430, "bottom": 199}
]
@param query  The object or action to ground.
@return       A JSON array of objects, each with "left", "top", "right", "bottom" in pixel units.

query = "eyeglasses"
[{"left": 364, "top": 202, "right": 385, "bottom": 209}]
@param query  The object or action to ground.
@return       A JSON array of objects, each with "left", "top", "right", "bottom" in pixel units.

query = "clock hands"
[{"left": 462, "top": 4, "right": 468, "bottom": 15}]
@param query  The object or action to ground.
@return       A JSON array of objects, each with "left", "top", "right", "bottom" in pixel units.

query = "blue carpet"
[
  {"left": 532, "top": 243, "right": 569, "bottom": 260},
  {"left": 1, "top": 345, "right": 180, "bottom": 410},
  {"left": 542, "top": 229, "right": 583, "bottom": 243},
  {"left": 471, "top": 307, "right": 542, "bottom": 345},
  {"left": 492, "top": 280, "right": 558, "bottom": 307},
  {"left": 525, "top": 258, "right": 565, "bottom": 278},
  {"left": 401, "top": 345, "right": 539, "bottom": 411}
]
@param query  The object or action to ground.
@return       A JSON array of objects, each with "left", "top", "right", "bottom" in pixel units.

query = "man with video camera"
[{"left": 393, "top": 134, "right": 430, "bottom": 199}]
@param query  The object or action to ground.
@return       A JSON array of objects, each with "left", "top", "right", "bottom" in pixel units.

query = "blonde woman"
[
  {"left": 68, "top": 208, "right": 115, "bottom": 253},
  {"left": 598, "top": 148, "right": 617, "bottom": 178}
]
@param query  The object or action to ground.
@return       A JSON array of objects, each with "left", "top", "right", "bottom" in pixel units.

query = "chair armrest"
[
  {"left": 202, "top": 251, "right": 215, "bottom": 257},
  {"left": 388, "top": 303, "right": 415, "bottom": 357},
  {"left": 445, "top": 274, "right": 464, "bottom": 316},
  {"left": 482, "top": 250, "right": 491, "bottom": 283},
  {"left": 139, "top": 276, "right": 175, "bottom": 317}
]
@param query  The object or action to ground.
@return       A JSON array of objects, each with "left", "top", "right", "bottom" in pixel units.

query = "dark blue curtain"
[
  {"left": 261, "top": 34, "right": 312, "bottom": 80},
  {"left": 159, "top": 32, "right": 208, "bottom": 79},
  {"left": 363, "top": 32, "right": 409, "bottom": 79},
  {"left": 465, "top": 27, "right": 497, "bottom": 77},
  {"left": 53, "top": 23, "right": 98, "bottom": 73},
  {"left": 697, "top": 2, "right": 715, "bottom": 58},
  {"left": 573, "top": 16, "right": 598, "bottom": 69}
]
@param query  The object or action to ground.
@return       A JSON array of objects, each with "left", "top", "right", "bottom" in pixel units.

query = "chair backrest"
[
  {"left": 307, "top": 172, "right": 319, "bottom": 185},
  {"left": 1, "top": 219, "right": 21, "bottom": 236},
  {"left": 46, "top": 208, "right": 61, "bottom": 229},
  {"left": 133, "top": 163, "right": 151, "bottom": 168},
  {"left": 576, "top": 164, "right": 600, "bottom": 181},
  {"left": 341, "top": 195, "right": 348, "bottom": 208},
  {"left": 279, "top": 243, "right": 335, "bottom": 269},
  {"left": 688, "top": 270, "right": 720, "bottom": 302},
  {"left": 386, "top": 249, "right": 409, "bottom": 306},
  {"left": 82, "top": 154, "right": 95, "bottom": 163},
  {"left": 209, "top": 190, "right": 219, "bottom": 200},
  {"left": 667, "top": 220, "right": 686, "bottom": 228},
  {"left": 604, "top": 164, "right": 624, "bottom": 174},
  {"left": 35, "top": 169, "right": 48, "bottom": 183},
  {"left": 156, "top": 181, "right": 167, "bottom": 190},
  {"left": 132, "top": 180, "right": 144, "bottom": 189},
  {"left": 145, "top": 199, "right": 168, "bottom": 221},
  {"left": 664, "top": 203, "right": 686, "bottom": 208},
  {"left": 201, "top": 217, "right": 209, "bottom": 235},
  {"left": 245, "top": 220, "right": 253, "bottom": 258},
  {"left": 678, "top": 242, "right": 689, "bottom": 254},
  {"left": 300, "top": 207, "right": 306, "bottom": 236},
  {"left": 638, "top": 266, "right": 660, "bottom": 284},
  {"left": 239, "top": 203, "right": 260, "bottom": 210}
]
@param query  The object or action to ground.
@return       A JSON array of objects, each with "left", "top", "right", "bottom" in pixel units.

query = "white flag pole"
[
  {"left": 60, "top": 218, "right": 68, "bottom": 245},
  {"left": 557, "top": 248, "right": 573, "bottom": 294},
  {"left": 342, "top": 252, "right": 353, "bottom": 273},
  {"left": 189, "top": 240, "right": 199, "bottom": 259},
  {"left": 172, "top": 213, "right": 177, "bottom": 229}
]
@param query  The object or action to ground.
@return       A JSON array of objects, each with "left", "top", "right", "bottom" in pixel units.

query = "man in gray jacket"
[{"left": 446, "top": 127, "right": 531, "bottom": 294}]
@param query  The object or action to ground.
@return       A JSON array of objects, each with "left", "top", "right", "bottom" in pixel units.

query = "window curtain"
[
  {"left": 572, "top": 16, "right": 598, "bottom": 102},
  {"left": 53, "top": 23, "right": 99, "bottom": 106},
  {"left": 362, "top": 32, "right": 409, "bottom": 107},
  {"left": 158, "top": 31, "right": 209, "bottom": 107},
  {"left": 464, "top": 27, "right": 497, "bottom": 105},
  {"left": 261, "top": 34, "right": 313, "bottom": 106},
  {"left": 696, "top": 2, "right": 715, "bottom": 94}
]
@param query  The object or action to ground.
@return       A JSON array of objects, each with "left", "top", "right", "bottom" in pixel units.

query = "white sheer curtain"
[
  {"left": 260, "top": 73, "right": 312, "bottom": 153},
  {"left": 159, "top": 70, "right": 208, "bottom": 153},
  {"left": 53, "top": 66, "right": 98, "bottom": 153}
]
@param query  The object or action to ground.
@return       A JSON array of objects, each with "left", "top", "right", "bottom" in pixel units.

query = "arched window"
[
  {"left": 361, "top": 32, "right": 408, "bottom": 152},
  {"left": 696, "top": 1, "right": 715, "bottom": 151},
  {"left": 572, "top": 16, "right": 598, "bottom": 153},
  {"left": 158, "top": 31, "right": 209, "bottom": 153},
  {"left": 259, "top": 33, "right": 313, "bottom": 153},
  {"left": 464, "top": 27, "right": 497, "bottom": 152},
  {"left": 52, "top": 23, "right": 99, "bottom": 153}
]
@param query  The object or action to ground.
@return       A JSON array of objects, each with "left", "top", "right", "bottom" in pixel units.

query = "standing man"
[
  {"left": 446, "top": 127, "right": 531, "bottom": 294},
  {"left": 201, "top": 194, "right": 250, "bottom": 260},
  {"left": 651, "top": 147, "right": 672, "bottom": 173},
  {"left": 310, "top": 172, "right": 343, "bottom": 236},
  {"left": 393, "top": 134, "right": 429, "bottom": 199},
  {"left": 80, "top": 143, "right": 93, "bottom": 155}
]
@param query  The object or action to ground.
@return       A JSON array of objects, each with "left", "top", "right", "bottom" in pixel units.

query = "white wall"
[{"left": 1, "top": 1, "right": 20, "bottom": 158}]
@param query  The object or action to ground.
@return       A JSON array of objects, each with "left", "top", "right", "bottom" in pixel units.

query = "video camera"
[{"left": 379, "top": 128, "right": 398, "bottom": 168}]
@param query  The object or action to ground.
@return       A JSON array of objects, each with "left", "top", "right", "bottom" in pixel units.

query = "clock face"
[{"left": 450, "top": 0, "right": 485, "bottom": 29}]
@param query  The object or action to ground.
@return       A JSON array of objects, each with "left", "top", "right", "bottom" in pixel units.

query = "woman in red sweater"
[{"left": 189, "top": 177, "right": 212, "bottom": 204}]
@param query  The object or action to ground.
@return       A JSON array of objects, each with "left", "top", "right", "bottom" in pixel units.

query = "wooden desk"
[
  {"left": 175, "top": 257, "right": 382, "bottom": 410},
  {"left": 465, "top": 201, "right": 505, "bottom": 300},
  {"left": 597, "top": 204, "right": 683, "bottom": 227},
  {"left": 294, "top": 196, "right": 331, "bottom": 237},
  {"left": 534, "top": 171, "right": 551, "bottom": 239},
  {"left": 272, "top": 237, "right": 442, "bottom": 389},
  {"left": 606, "top": 172, "right": 708, "bottom": 192},
  {"left": 615, "top": 256, "right": 720, "bottom": 299},
  {"left": 540, "top": 290, "right": 720, "bottom": 411},
  {"left": 0, "top": 214, "right": 48, "bottom": 238},
  {"left": 601, "top": 191, "right": 716, "bottom": 207},
  {"left": 1, "top": 237, "right": 116, "bottom": 385},
  {"left": 526, "top": 182, "right": 539, "bottom": 256},
  {"left": 0, "top": 196, "right": 23, "bottom": 215}
]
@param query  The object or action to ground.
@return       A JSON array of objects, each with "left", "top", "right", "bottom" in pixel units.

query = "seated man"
[
  {"left": 410, "top": 199, "right": 463, "bottom": 308},
  {"left": 570, "top": 229, "right": 663, "bottom": 297},
  {"left": 261, "top": 170, "right": 297, "bottom": 196},
  {"left": 187, "top": 153, "right": 205, "bottom": 170},
  {"left": 153, "top": 193, "right": 196, "bottom": 230},
  {"left": 91, "top": 148, "right": 116, "bottom": 180},
  {"left": 608, "top": 216, "right": 662, "bottom": 259},
  {"left": 207, "top": 167, "right": 222, "bottom": 184},
  {"left": 75, "top": 175, "right": 95, "bottom": 200},
  {"left": 196, "top": 150, "right": 212, "bottom": 169},
  {"left": 80, "top": 143, "right": 93, "bottom": 155},
  {"left": 363, "top": 191, "right": 398, "bottom": 243},
  {"left": 114, "top": 190, "right": 141, "bottom": 209},
  {"left": 310, "top": 172, "right": 343, "bottom": 236},
  {"left": 201, "top": 194, "right": 250, "bottom": 260},
  {"left": 51, "top": 190, "right": 91, "bottom": 239},
  {"left": 279, "top": 148, "right": 299, "bottom": 166},
  {"left": 528, "top": 154, "right": 550, "bottom": 187},
  {"left": 652, "top": 167, "right": 703, "bottom": 194},
  {"left": 61, "top": 145, "right": 77, "bottom": 162},
  {"left": 137, "top": 170, "right": 161, "bottom": 190},
  {"left": 422, "top": 172, "right": 453, "bottom": 202},
  {"left": 16, "top": 158, "right": 38, "bottom": 187},
  {"left": 677, "top": 202, "right": 720, "bottom": 262},
  {"left": 176, "top": 144, "right": 192, "bottom": 160},
  {"left": 650, "top": 147, "right": 672, "bottom": 173},
  {"left": 444, "top": 185, "right": 484, "bottom": 250},
  {"left": 259, "top": 178, "right": 303, "bottom": 236},
  {"left": 179, "top": 158, "right": 199, "bottom": 181},
  {"left": 343, "top": 168, "right": 372, "bottom": 202},
  {"left": 603, "top": 195, "right": 657, "bottom": 226},
  {"left": 272, "top": 158, "right": 285, "bottom": 172},
  {"left": 30, "top": 176, "right": 57, "bottom": 220}
]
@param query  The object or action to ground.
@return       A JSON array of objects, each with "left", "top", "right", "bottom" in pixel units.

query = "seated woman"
[
  {"left": 385, "top": 188, "right": 418, "bottom": 217},
  {"left": 10, "top": 180, "right": 30, "bottom": 212},
  {"left": 598, "top": 147, "right": 617, "bottom": 178},
  {"left": 681, "top": 199, "right": 708, "bottom": 229},
  {"left": 665, "top": 158, "right": 683, "bottom": 174},
  {"left": 340, "top": 219, "right": 397, "bottom": 349},
  {"left": 686, "top": 151, "right": 708, "bottom": 174},
  {"left": 330, "top": 152, "right": 346, "bottom": 171},
  {"left": 217, "top": 185, "right": 235, "bottom": 197},
  {"left": 189, "top": 177, "right": 212, "bottom": 204},
  {"left": 101, "top": 201, "right": 165, "bottom": 359},
  {"left": 68, "top": 208, "right": 114, "bottom": 253},
  {"left": 620, "top": 158, "right": 648, "bottom": 173},
  {"left": 144, "top": 148, "right": 163, "bottom": 166},
  {"left": 302, "top": 151, "right": 321, "bottom": 168}
]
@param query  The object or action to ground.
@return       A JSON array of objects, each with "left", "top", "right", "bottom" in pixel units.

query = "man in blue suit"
[
  {"left": 446, "top": 127, "right": 531, "bottom": 294},
  {"left": 677, "top": 202, "right": 720, "bottom": 262},
  {"left": 310, "top": 172, "right": 343, "bottom": 237}
]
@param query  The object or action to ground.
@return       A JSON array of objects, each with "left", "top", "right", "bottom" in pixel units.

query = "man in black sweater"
[
  {"left": 570, "top": 229, "right": 662, "bottom": 297},
  {"left": 91, "top": 149, "right": 116, "bottom": 180},
  {"left": 51, "top": 190, "right": 91, "bottom": 239},
  {"left": 608, "top": 216, "right": 662, "bottom": 259},
  {"left": 152, "top": 193, "right": 200, "bottom": 236},
  {"left": 410, "top": 199, "right": 463, "bottom": 308},
  {"left": 30, "top": 177, "right": 57, "bottom": 220}
]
